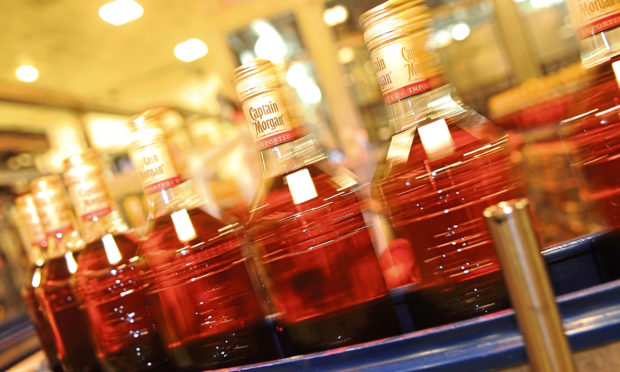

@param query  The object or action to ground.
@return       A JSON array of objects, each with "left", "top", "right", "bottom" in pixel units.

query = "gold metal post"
[{"left": 484, "top": 199, "right": 576, "bottom": 372}]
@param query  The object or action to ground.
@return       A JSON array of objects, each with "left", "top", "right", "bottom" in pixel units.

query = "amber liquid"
[
  {"left": 141, "top": 208, "right": 276, "bottom": 370},
  {"left": 76, "top": 233, "right": 170, "bottom": 371},
  {"left": 375, "top": 114, "right": 522, "bottom": 327},
  {"left": 247, "top": 162, "right": 400, "bottom": 355},
  {"left": 563, "top": 59, "right": 620, "bottom": 228},
  {"left": 40, "top": 254, "right": 101, "bottom": 372},
  {"left": 22, "top": 264, "right": 63, "bottom": 372}
]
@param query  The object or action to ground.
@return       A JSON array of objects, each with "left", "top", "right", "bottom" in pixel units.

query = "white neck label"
[
  {"left": 370, "top": 33, "right": 443, "bottom": 104},
  {"left": 242, "top": 92, "right": 297, "bottom": 150}
]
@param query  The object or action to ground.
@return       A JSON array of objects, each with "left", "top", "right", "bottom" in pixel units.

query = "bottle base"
[
  {"left": 275, "top": 296, "right": 400, "bottom": 356},
  {"left": 403, "top": 271, "right": 510, "bottom": 329},
  {"left": 98, "top": 332, "right": 171, "bottom": 372},
  {"left": 167, "top": 320, "right": 279, "bottom": 371}
]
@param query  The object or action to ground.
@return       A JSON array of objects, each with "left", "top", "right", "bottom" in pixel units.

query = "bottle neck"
[
  {"left": 39, "top": 204, "right": 83, "bottom": 258},
  {"left": 578, "top": 26, "right": 620, "bottom": 68},
  {"left": 45, "top": 229, "right": 84, "bottom": 259},
  {"left": 80, "top": 210, "right": 129, "bottom": 243},
  {"left": 146, "top": 179, "right": 204, "bottom": 219},
  {"left": 384, "top": 84, "right": 465, "bottom": 134},
  {"left": 258, "top": 135, "right": 327, "bottom": 178},
  {"left": 68, "top": 174, "right": 129, "bottom": 243},
  {"left": 28, "top": 244, "right": 47, "bottom": 267},
  {"left": 566, "top": 0, "right": 620, "bottom": 68}
]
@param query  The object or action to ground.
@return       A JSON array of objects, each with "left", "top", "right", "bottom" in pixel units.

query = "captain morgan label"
[
  {"left": 242, "top": 92, "right": 297, "bottom": 150},
  {"left": 68, "top": 179, "right": 112, "bottom": 221},
  {"left": 370, "top": 33, "right": 443, "bottom": 104},
  {"left": 568, "top": 0, "right": 620, "bottom": 39},
  {"left": 130, "top": 142, "right": 182, "bottom": 194}
]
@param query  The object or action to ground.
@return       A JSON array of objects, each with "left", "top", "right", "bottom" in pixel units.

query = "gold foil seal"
[
  {"left": 234, "top": 59, "right": 298, "bottom": 150},
  {"left": 30, "top": 175, "right": 74, "bottom": 236},
  {"left": 63, "top": 149, "right": 113, "bottom": 221},
  {"left": 129, "top": 109, "right": 183, "bottom": 193},
  {"left": 15, "top": 193, "right": 47, "bottom": 258}
]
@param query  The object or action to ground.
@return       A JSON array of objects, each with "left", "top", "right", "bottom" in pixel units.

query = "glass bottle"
[
  {"left": 62, "top": 150, "right": 171, "bottom": 371},
  {"left": 15, "top": 194, "right": 63, "bottom": 372},
  {"left": 31, "top": 175, "right": 101, "bottom": 372},
  {"left": 562, "top": 0, "right": 620, "bottom": 228},
  {"left": 360, "top": 1, "right": 523, "bottom": 327},
  {"left": 127, "top": 109, "right": 277, "bottom": 370},
  {"left": 233, "top": 59, "right": 400, "bottom": 355}
]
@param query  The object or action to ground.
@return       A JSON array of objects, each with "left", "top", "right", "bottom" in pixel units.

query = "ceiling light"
[
  {"left": 323, "top": 5, "right": 348, "bottom": 26},
  {"left": 337, "top": 47, "right": 356, "bottom": 64},
  {"left": 99, "top": 0, "right": 143, "bottom": 26},
  {"left": 252, "top": 20, "right": 288, "bottom": 63},
  {"left": 174, "top": 39, "right": 208, "bottom": 62},
  {"left": 15, "top": 65, "right": 39, "bottom": 82},
  {"left": 451, "top": 23, "right": 471, "bottom": 41}
]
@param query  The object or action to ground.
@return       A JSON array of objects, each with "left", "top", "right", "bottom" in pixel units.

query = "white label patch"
[
  {"left": 171, "top": 209, "right": 198, "bottom": 242},
  {"left": 286, "top": 168, "right": 318, "bottom": 205},
  {"left": 418, "top": 119, "right": 455, "bottom": 161}
]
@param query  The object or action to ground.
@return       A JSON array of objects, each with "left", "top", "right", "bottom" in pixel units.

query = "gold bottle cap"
[
  {"left": 233, "top": 59, "right": 298, "bottom": 150},
  {"left": 129, "top": 108, "right": 168, "bottom": 147},
  {"left": 15, "top": 193, "right": 47, "bottom": 255},
  {"left": 30, "top": 175, "right": 75, "bottom": 236},
  {"left": 360, "top": 0, "right": 429, "bottom": 52},
  {"left": 63, "top": 149, "right": 102, "bottom": 187},
  {"left": 233, "top": 59, "right": 281, "bottom": 103}
]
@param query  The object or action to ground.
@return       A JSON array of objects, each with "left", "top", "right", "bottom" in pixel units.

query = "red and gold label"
[
  {"left": 68, "top": 179, "right": 112, "bottom": 221},
  {"left": 370, "top": 33, "right": 443, "bottom": 104},
  {"left": 130, "top": 142, "right": 182, "bottom": 194},
  {"left": 38, "top": 202, "right": 74, "bottom": 237},
  {"left": 242, "top": 92, "right": 297, "bottom": 150},
  {"left": 568, "top": 0, "right": 620, "bottom": 39}
]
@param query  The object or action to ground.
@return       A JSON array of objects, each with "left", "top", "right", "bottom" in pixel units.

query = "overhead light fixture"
[
  {"left": 15, "top": 65, "right": 39, "bottom": 82},
  {"left": 337, "top": 47, "right": 356, "bottom": 64},
  {"left": 252, "top": 20, "right": 288, "bottom": 63},
  {"left": 99, "top": 0, "right": 143, "bottom": 26},
  {"left": 323, "top": 5, "right": 348, "bottom": 26},
  {"left": 451, "top": 23, "right": 471, "bottom": 41},
  {"left": 174, "top": 38, "right": 208, "bottom": 62}
]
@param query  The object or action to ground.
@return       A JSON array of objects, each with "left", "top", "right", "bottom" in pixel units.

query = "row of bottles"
[{"left": 12, "top": 0, "right": 619, "bottom": 371}]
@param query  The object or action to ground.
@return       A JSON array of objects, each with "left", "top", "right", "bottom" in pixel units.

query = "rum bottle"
[
  {"left": 63, "top": 150, "right": 171, "bottom": 371},
  {"left": 360, "top": 1, "right": 523, "bottom": 327},
  {"left": 128, "top": 109, "right": 277, "bottom": 370},
  {"left": 31, "top": 175, "right": 101, "bottom": 372},
  {"left": 562, "top": 0, "right": 620, "bottom": 228},
  {"left": 233, "top": 59, "right": 400, "bottom": 355},
  {"left": 15, "top": 194, "right": 63, "bottom": 372}
]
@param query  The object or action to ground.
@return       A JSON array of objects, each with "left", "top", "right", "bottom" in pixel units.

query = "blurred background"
[{"left": 0, "top": 0, "right": 581, "bottom": 326}]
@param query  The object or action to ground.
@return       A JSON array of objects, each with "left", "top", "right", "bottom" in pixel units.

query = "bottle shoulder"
[
  {"left": 76, "top": 233, "right": 140, "bottom": 272},
  {"left": 142, "top": 207, "right": 246, "bottom": 260},
  {"left": 373, "top": 111, "right": 516, "bottom": 193},
  {"left": 247, "top": 161, "right": 367, "bottom": 236}
]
